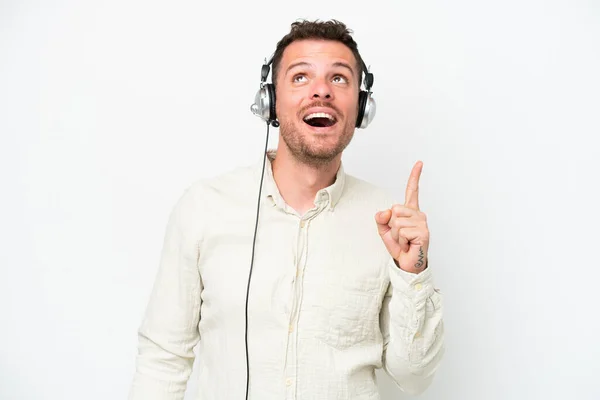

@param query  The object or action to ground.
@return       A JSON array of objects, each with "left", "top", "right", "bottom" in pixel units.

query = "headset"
[
  {"left": 244, "top": 53, "right": 376, "bottom": 400},
  {"left": 250, "top": 54, "right": 376, "bottom": 128}
]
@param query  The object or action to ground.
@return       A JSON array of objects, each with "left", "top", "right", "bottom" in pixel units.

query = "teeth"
[{"left": 304, "top": 112, "right": 335, "bottom": 121}]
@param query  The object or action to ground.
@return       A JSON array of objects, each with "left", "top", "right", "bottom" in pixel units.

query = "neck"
[{"left": 270, "top": 144, "right": 341, "bottom": 215}]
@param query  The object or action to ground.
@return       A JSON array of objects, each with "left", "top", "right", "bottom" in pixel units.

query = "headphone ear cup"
[
  {"left": 266, "top": 84, "right": 277, "bottom": 123},
  {"left": 356, "top": 91, "right": 368, "bottom": 128}
]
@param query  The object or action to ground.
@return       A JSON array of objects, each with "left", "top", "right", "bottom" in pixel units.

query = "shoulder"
[
  {"left": 166, "top": 162, "right": 258, "bottom": 234},
  {"left": 175, "top": 162, "right": 259, "bottom": 212},
  {"left": 190, "top": 163, "right": 257, "bottom": 195}
]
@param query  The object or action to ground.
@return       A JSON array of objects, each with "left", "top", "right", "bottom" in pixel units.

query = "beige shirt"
[{"left": 128, "top": 151, "right": 445, "bottom": 400}]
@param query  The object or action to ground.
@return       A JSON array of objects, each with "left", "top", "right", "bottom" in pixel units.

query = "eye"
[
  {"left": 293, "top": 74, "right": 307, "bottom": 83},
  {"left": 332, "top": 75, "right": 348, "bottom": 84}
]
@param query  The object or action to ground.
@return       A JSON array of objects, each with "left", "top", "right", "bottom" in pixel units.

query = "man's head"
[{"left": 271, "top": 20, "right": 368, "bottom": 167}]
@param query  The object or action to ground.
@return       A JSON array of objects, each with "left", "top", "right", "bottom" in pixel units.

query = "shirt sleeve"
[
  {"left": 128, "top": 187, "right": 203, "bottom": 400},
  {"left": 379, "top": 258, "right": 445, "bottom": 395}
]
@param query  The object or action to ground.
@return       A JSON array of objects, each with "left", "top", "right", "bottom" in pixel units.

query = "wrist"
[{"left": 394, "top": 258, "right": 428, "bottom": 274}]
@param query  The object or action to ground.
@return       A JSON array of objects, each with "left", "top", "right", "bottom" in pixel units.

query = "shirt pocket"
[{"left": 311, "top": 272, "right": 383, "bottom": 351}]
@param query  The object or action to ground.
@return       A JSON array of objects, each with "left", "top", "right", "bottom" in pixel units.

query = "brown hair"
[{"left": 270, "top": 19, "right": 366, "bottom": 88}]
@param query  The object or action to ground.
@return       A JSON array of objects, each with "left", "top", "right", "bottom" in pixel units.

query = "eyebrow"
[{"left": 285, "top": 61, "right": 356, "bottom": 77}]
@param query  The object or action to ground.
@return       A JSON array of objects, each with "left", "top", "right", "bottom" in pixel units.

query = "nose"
[{"left": 310, "top": 77, "right": 333, "bottom": 100}]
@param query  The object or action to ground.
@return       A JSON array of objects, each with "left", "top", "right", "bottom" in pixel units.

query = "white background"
[{"left": 1, "top": 0, "right": 599, "bottom": 399}]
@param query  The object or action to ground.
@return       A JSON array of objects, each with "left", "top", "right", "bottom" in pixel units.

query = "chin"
[{"left": 279, "top": 117, "right": 353, "bottom": 162}]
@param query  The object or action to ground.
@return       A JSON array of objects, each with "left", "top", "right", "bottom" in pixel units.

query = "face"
[{"left": 274, "top": 39, "right": 360, "bottom": 167}]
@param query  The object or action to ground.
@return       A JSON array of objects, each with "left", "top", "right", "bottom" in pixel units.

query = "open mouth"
[{"left": 303, "top": 112, "right": 337, "bottom": 128}]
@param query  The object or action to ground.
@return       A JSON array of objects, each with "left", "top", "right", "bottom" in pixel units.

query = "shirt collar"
[{"left": 257, "top": 150, "right": 346, "bottom": 212}]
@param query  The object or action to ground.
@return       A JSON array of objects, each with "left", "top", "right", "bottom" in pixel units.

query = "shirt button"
[
  {"left": 300, "top": 220, "right": 306, "bottom": 228},
  {"left": 415, "top": 283, "right": 423, "bottom": 291},
  {"left": 289, "top": 324, "right": 294, "bottom": 333},
  {"left": 286, "top": 378, "right": 293, "bottom": 386}
]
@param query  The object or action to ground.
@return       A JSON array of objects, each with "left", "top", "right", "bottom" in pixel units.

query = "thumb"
[{"left": 375, "top": 209, "right": 392, "bottom": 235}]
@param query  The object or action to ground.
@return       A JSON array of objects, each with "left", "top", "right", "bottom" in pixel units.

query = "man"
[{"left": 129, "top": 19, "right": 444, "bottom": 400}]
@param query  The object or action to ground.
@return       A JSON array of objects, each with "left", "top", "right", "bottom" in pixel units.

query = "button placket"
[
  {"left": 285, "top": 208, "right": 324, "bottom": 399},
  {"left": 283, "top": 215, "right": 309, "bottom": 399}
]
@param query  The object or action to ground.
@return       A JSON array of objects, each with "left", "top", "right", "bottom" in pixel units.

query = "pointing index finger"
[{"left": 404, "top": 161, "right": 423, "bottom": 210}]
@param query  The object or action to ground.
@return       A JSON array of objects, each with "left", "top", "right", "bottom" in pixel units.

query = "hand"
[{"left": 375, "top": 161, "right": 429, "bottom": 274}]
